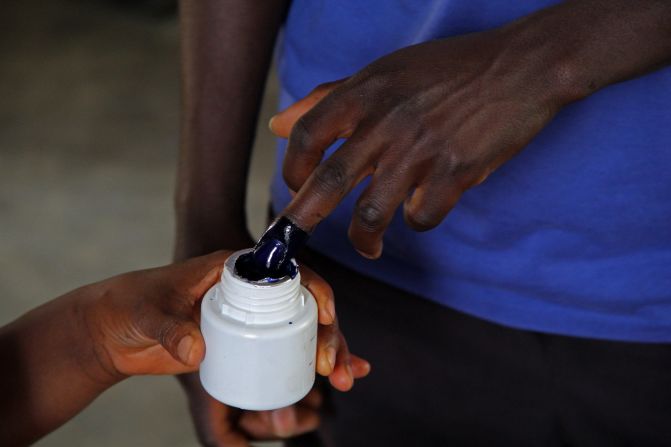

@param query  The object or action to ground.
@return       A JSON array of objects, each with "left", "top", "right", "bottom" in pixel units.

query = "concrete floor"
[{"left": 0, "top": 1, "right": 278, "bottom": 445}]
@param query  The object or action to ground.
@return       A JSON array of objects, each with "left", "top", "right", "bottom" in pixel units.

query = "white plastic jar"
[{"left": 199, "top": 250, "right": 318, "bottom": 410}]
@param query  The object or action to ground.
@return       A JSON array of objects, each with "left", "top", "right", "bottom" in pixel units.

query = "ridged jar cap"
[{"left": 215, "top": 250, "right": 305, "bottom": 325}]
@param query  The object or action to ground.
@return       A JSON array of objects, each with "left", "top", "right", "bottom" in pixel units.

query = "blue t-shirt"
[{"left": 271, "top": 0, "right": 671, "bottom": 342}]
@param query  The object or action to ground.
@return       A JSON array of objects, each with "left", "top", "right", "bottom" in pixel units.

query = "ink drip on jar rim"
[{"left": 234, "top": 216, "right": 309, "bottom": 283}]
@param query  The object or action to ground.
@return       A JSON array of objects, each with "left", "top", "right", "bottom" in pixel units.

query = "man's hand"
[
  {"left": 270, "top": 31, "right": 562, "bottom": 259},
  {"left": 179, "top": 263, "right": 370, "bottom": 447},
  {"left": 270, "top": 0, "right": 671, "bottom": 259}
]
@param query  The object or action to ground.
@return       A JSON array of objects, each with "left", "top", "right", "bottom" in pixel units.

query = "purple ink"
[{"left": 235, "top": 216, "right": 309, "bottom": 282}]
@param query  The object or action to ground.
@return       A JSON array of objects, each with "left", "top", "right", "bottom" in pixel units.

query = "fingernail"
[
  {"left": 268, "top": 115, "right": 277, "bottom": 131},
  {"left": 326, "top": 346, "right": 337, "bottom": 372},
  {"left": 177, "top": 335, "right": 194, "bottom": 365},
  {"left": 252, "top": 238, "right": 287, "bottom": 272},
  {"left": 355, "top": 245, "right": 382, "bottom": 260}
]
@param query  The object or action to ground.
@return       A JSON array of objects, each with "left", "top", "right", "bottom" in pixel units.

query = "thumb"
[
  {"left": 269, "top": 79, "right": 345, "bottom": 138},
  {"left": 174, "top": 250, "right": 230, "bottom": 299},
  {"left": 156, "top": 317, "right": 205, "bottom": 368}
]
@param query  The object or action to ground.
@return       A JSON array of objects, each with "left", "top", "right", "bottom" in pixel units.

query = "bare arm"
[
  {"left": 0, "top": 290, "right": 116, "bottom": 446},
  {"left": 175, "top": 4, "right": 372, "bottom": 445},
  {"left": 0, "top": 252, "right": 229, "bottom": 446},
  {"left": 175, "top": 0, "right": 289, "bottom": 259},
  {"left": 0, "top": 252, "right": 362, "bottom": 446}
]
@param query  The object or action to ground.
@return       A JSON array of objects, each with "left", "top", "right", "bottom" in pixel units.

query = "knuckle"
[
  {"left": 290, "top": 116, "right": 316, "bottom": 151},
  {"left": 315, "top": 82, "right": 333, "bottom": 94},
  {"left": 393, "top": 92, "right": 423, "bottom": 115},
  {"left": 313, "top": 158, "right": 350, "bottom": 196},
  {"left": 406, "top": 120, "right": 434, "bottom": 149},
  {"left": 344, "top": 69, "right": 384, "bottom": 102},
  {"left": 443, "top": 152, "right": 462, "bottom": 176},
  {"left": 355, "top": 200, "right": 386, "bottom": 232},
  {"left": 158, "top": 318, "right": 181, "bottom": 347},
  {"left": 347, "top": 68, "right": 376, "bottom": 89},
  {"left": 437, "top": 151, "right": 472, "bottom": 179}
]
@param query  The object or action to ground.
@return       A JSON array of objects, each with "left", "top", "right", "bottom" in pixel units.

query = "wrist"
[
  {"left": 72, "top": 284, "right": 127, "bottom": 388},
  {"left": 501, "top": 0, "right": 671, "bottom": 107},
  {"left": 497, "top": 15, "right": 590, "bottom": 109},
  {"left": 175, "top": 194, "right": 253, "bottom": 260}
]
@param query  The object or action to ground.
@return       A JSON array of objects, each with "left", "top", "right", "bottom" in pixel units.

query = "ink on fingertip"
[{"left": 234, "top": 216, "right": 310, "bottom": 283}]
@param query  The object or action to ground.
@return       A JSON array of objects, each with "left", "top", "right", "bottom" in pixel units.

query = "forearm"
[
  {"left": 503, "top": 0, "right": 671, "bottom": 105},
  {"left": 0, "top": 286, "right": 119, "bottom": 446},
  {"left": 176, "top": 0, "right": 289, "bottom": 259}
]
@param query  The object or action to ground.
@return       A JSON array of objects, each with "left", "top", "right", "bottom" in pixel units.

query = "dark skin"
[
  {"left": 175, "top": 0, "right": 289, "bottom": 258},
  {"left": 177, "top": 0, "right": 671, "bottom": 444},
  {"left": 271, "top": 0, "right": 671, "bottom": 258},
  {"left": 0, "top": 251, "right": 368, "bottom": 446},
  {"left": 177, "top": 0, "right": 360, "bottom": 444}
]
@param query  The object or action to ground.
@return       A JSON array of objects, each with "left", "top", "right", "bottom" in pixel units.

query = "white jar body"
[{"left": 199, "top": 255, "right": 318, "bottom": 411}]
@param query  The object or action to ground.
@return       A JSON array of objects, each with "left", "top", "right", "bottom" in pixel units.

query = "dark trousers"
[{"left": 291, "top": 249, "right": 671, "bottom": 447}]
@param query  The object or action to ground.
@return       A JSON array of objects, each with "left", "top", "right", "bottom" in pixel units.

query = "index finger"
[{"left": 282, "top": 130, "right": 378, "bottom": 232}]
